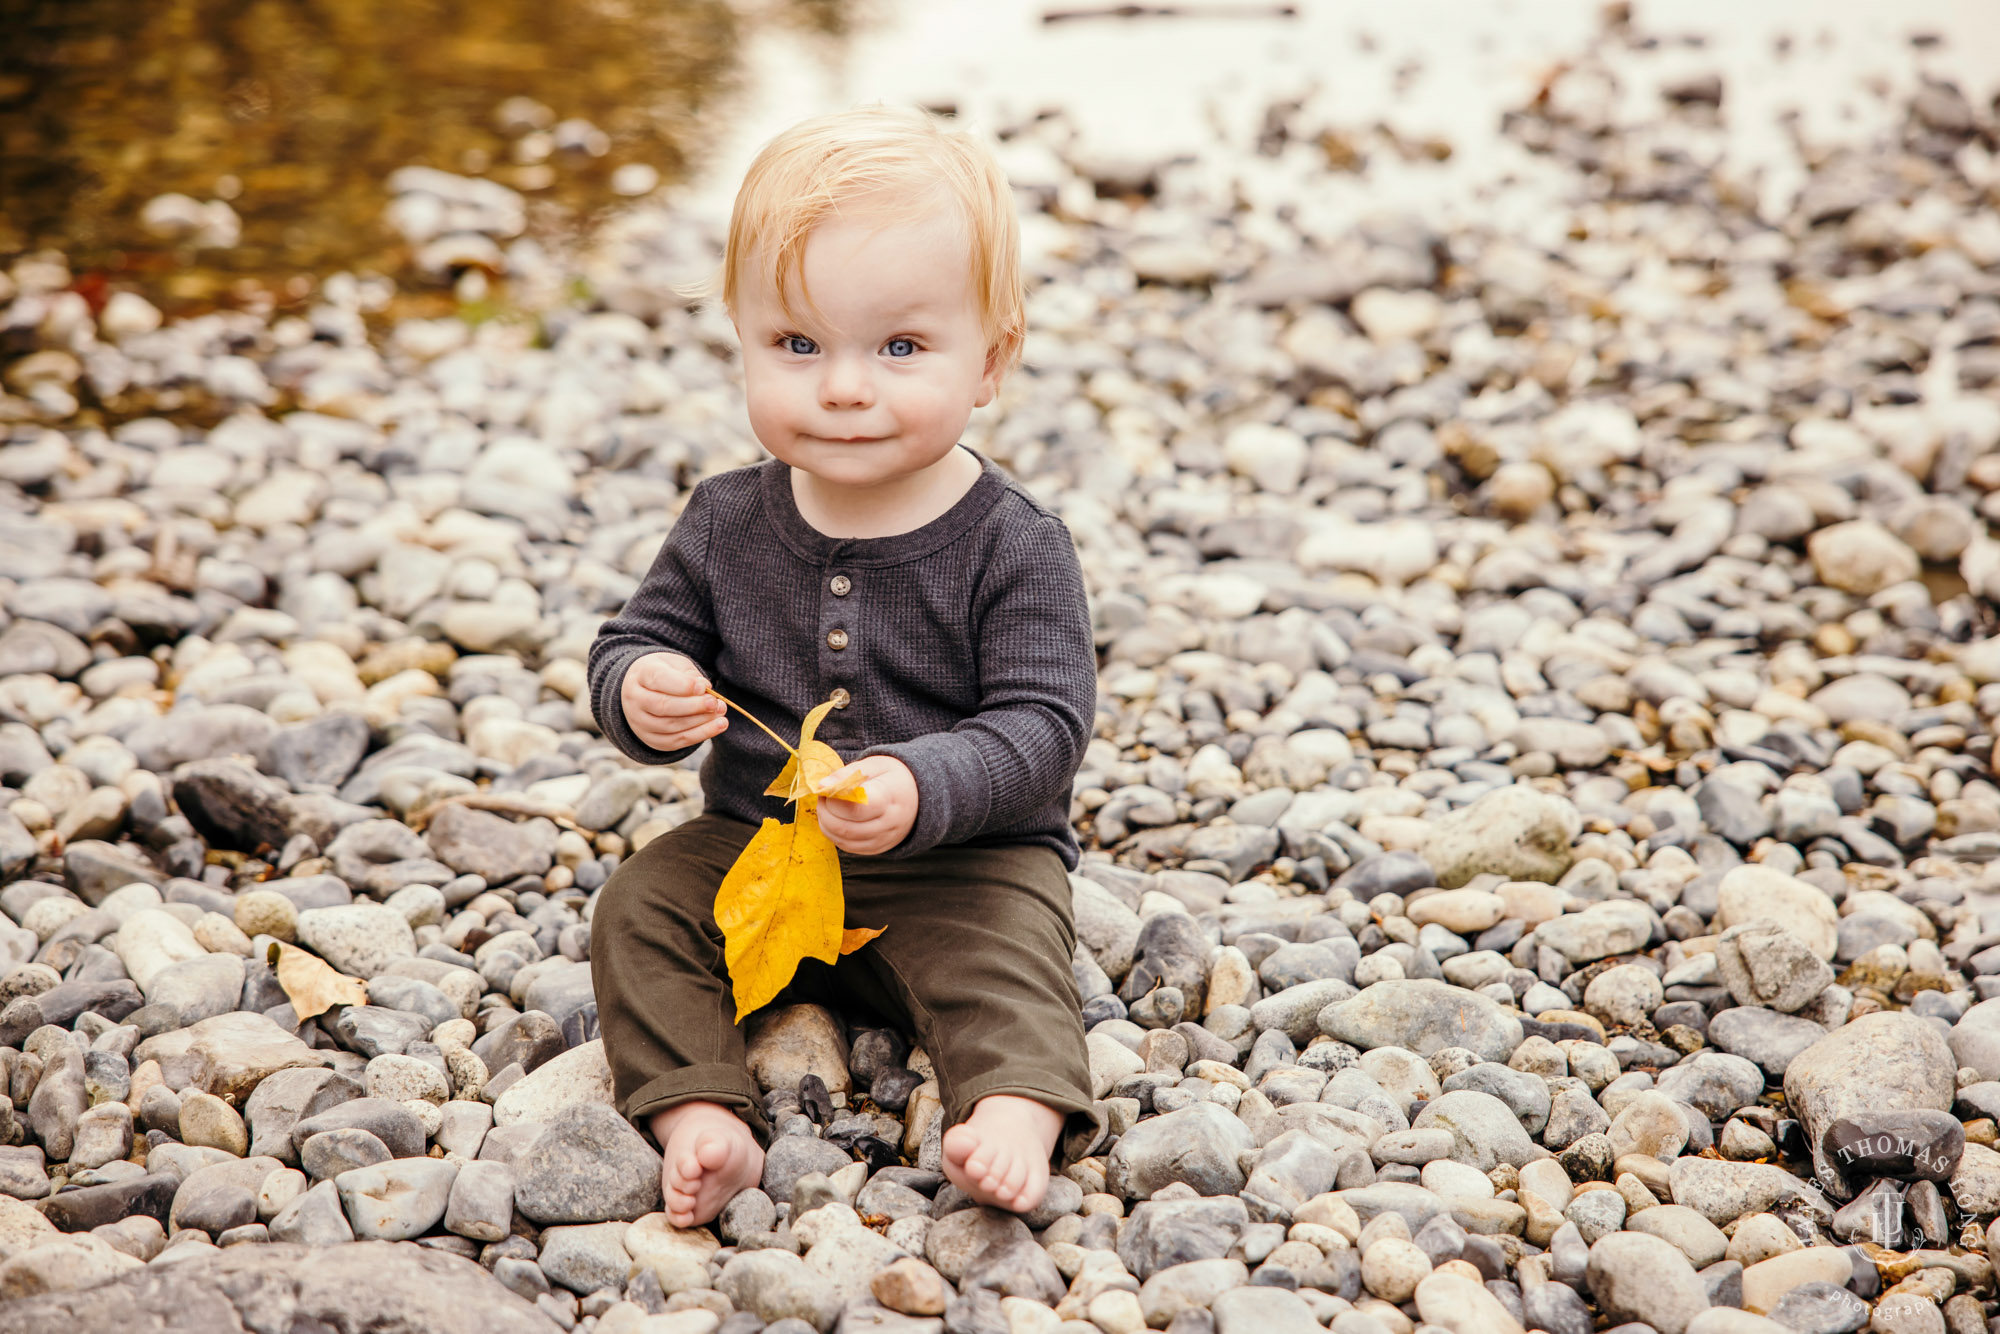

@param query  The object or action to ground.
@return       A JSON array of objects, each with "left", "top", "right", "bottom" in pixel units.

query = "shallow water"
[
  {"left": 3, "top": 0, "right": 1994, "bottom": 311},
  {"left": 698, "top": 0, "right": 2000, "bottom": 225},
  {"left": 0, "top": 0, "right": 845, "bottom": 307}
]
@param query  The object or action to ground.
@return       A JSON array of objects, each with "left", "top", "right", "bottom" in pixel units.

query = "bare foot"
[
  {"left": 941, "top": 1094, "right": 1063, "bottom": 1213},
  {"left": 651, "top": 1100, "right": 765, "bottom": 1228}
]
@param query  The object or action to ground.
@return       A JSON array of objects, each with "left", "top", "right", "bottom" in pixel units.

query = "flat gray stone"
[
  {"left": 334, "top": 1158, "right": 459, "bottom": 1241},
  {"left": 1423, "top": 785, "right": 1580, "bottom": 888},
  {"left": 717, "top": 1249, "right": 842, "bottom": 1332},
  {"left": 1784, "top": 1011, "right": 1956, "bottom": 1199},
  {"left": 1117, "top": 1195, "right": 1249, "bottom": 1280},
  {"left": 538, "top": 1220, "right": 632, "bottom": 1295},
  {"left": 0, "top": 1239, "right": 557, "bottom": 1332},
  {"left": 1414, "top": 1089, "right": 1539, "bottom": 1170},
  {"left": 1106, "top": 1101, "right": 1258, "bottom": 1200},
  {"left": 1588, "top": 1230, "right": 1710, "bottom": 1334},
  {"left": 266, "top": 1178, "right": 354, "bottom": 1247},
  {"left": 512, "top": 1102, "right": 662, "bottom": 1225},
  {"left": 1320, "top": 979, "right": 1524, "bottom": 1062},
  {"left": 1670, "top": 1157, "right": 1834, "bottom": 1229},
  {"left": 444, "top": 1159, "right": 515, "bottom": 1243}
]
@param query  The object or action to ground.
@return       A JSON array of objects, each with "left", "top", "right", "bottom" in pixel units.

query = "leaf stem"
[{"left": 705, "top": 689, "right": 796, "bottom": 755}]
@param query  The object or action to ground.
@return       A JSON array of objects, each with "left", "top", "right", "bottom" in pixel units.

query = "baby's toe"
[
  {"left": 673, "top": 1150, "right": 704, "bottom": 1182},
  {"left": 999, "top": 1153, "right": 1030, "bottom": 1200}
]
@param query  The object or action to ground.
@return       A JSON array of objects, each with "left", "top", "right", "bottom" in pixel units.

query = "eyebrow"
[
  {"left": 754, "top": 271, "right": 955, "bottom": 317},
  {"left": 760, "top": 303, "right": 951, "bottom": 335},
  {"left": 869, "top": 295, "right": 952, "bottom": 319}
]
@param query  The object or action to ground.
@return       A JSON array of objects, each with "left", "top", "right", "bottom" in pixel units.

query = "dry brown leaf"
[
  {"left": 268, "top": 941, "right": 368, "bottom": 1021},
  {"left": 841, "top": 925, "right": 886, "bottom": 952}
]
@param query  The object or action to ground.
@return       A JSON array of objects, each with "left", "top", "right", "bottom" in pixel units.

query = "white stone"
[{"left": 493, "top": 1039, "right": 616, "bottom": 1125}]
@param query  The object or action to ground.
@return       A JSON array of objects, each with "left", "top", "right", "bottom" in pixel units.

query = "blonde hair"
[{"left": 715, "top": 106, "right": 1025, "bottom": 375}]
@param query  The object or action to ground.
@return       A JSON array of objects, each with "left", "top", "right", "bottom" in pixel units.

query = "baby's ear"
[{"left": 976, "top": 343, "right": 1007, "bottom": 408}]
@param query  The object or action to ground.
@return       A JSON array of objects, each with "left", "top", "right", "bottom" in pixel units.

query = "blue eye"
[
  {"left": 884, "top": 338, "right": 916, "bottom": 358},
  {"left": 782, "top": 335, "right": 817, "bottom": 355}
]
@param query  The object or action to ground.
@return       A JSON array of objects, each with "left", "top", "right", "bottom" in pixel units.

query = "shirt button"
[
  {"left": 830, "top": 574, "right": 852, "bottom": 596},
  {"left": 829, "top": 687, "right": 851, "bottom": 708},
  {"left": 827, "top": 628, "right": 849, "bottom": 650}
]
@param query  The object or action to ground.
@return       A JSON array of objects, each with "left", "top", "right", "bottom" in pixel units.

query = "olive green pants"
[{"left": 590, "top": 812, "right": 1097, "bottom": 1150}]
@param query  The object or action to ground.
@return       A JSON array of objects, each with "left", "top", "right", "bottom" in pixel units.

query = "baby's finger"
[
  {"left": 814, "top": 787, "right": 858, "bottom": 817},
  {"left": 643, "top": 715, "right": 725, "bottom": 749},
  {"left": 812, "top": 761, "right": 860, "bottom": 794},
  {"left": 821, "top": 820, "right": 888, "bottom": 855},
  {"left": 819, "top": 796, "right": 879, "bottom": 825},
  {"left": 636, "top": 655, "right": 708, "bottom": 696},
  {"left": 813, "top": 759, "right": 878, "bottom": 800},
  {"left": 637, "top": 690, "right": 720, "bottom": 719}
]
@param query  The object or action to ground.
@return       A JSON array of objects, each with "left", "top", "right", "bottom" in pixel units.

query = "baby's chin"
[{"left": 788, "top": 444, "right": 953, "bottom": 488}]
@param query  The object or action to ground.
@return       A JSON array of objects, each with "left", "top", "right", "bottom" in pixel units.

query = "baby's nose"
[{"left": 818, "top": 357, "right": 874, "bottom": 407}]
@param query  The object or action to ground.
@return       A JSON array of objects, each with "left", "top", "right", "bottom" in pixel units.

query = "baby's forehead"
[
  {"left": 778, "top": 202, "right": 972, "bottom": 269},
  {"left": 739, "top": 212, "right": 980, "bottom": 325}
]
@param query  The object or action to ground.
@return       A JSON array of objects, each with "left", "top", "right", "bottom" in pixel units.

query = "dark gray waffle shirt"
[{"left": 587, "top": 448, "right": 1096, "bottom": 869}]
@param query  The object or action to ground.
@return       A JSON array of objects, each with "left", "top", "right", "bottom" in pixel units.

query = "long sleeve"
[
  {"left": 586, "top": 483, "right": 720, "bottom": 767},
  {"left": 580, "top": 452, "right": 1090, "bottom": 868},
  {"left": 860, "top": 514, "right": 1096, "bottom": 858}
]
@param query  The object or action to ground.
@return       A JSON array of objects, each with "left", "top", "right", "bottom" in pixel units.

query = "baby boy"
[{"left": 586, "top": 106, "right": 1099, "bottom": 1227}]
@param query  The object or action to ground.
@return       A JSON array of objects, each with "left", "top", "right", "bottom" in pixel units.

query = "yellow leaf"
[
  {"left": 268, "top": 941, "right": 368, "bottom": 1022},
  {"left": 791, "top": 739, "right": 839, "bottom": 799},
  {"left": 786, "top": 701, "right": 848, "bottom": 801},
  {"left": 714, "top": 801, "right": 884, "bottom": 1022},
  {"left": 797, "top": 702, "right": 867, "bottom": 801},
  {"left": 719, "top": 691, "right": 885, "bottom": 1019},
  {"left": 763, "top": 754, "right": 800, "bottom": 799},
  {"left": 763, "top": 724, "right": 866, "bottom": 805},
  {"left": 797, "top": 700, "right": 835, "bottom": 748}
]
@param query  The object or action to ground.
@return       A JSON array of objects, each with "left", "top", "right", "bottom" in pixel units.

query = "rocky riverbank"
[{"left": 3, "top": 14, "right": 2000, "bottom": 1334}]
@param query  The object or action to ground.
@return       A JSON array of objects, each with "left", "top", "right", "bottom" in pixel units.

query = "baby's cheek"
[
  {"left": 744, "top": 394, "right": 787, "bottom": 446},
  {"left": 895, "top": 383, "right": 958, "bottom": 440},
  {"left": 743, "top": 369, "right": 807, "bottom": 445}
]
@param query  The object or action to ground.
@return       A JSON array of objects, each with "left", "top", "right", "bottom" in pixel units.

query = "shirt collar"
[{"left": 758, "top": 446, "right": 1010, "bottom": 567}]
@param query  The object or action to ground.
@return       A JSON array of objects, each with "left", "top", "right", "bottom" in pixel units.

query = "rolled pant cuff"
[{"left": 624, "top": 1064, "right": 772, "bottom": 1147}]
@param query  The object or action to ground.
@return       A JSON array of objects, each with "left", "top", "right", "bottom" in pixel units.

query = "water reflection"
[{"left": 1, "top": 0, "right": 849, "bottom": 307}]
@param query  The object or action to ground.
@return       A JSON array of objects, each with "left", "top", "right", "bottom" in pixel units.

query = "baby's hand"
[
  {"left": 621, "top": 651, "right": 726, "bottom": 753},
  {"left": 814, "top": 756, "right": 918, "bottom": 856}
]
